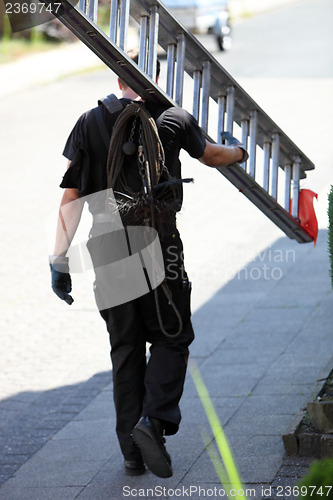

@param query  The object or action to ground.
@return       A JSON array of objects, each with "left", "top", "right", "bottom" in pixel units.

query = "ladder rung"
[
  {"left": 147, "top": 4, "right": 159, "bottom": 79},
  {"left": 240, "top": 119, "right": 249, "bottom": 170},
  {"left": 217, "top": 95, "right": 225, "bottom": 144},
  {"left": 79, "top": 0, "right": 86, "bottom": 15},
  {"left": 109, "top": 0, "right": 118, "bottom": 42},
  {"left": 225, "top": 86, "right": 234, "bottom": 134},
  {"left": 175, "top": 33, "right": 185, "bottom": 107},
  {"left": 88, "top": 0, "right": 98, "bottom": 22},
  {"left": 284, "top": 162, "right": 292, "bottom": 212},
  {"left": 270, "top": 133, "right": 280, "bottom": 200},
  {"left": 138, "top": 15, "right": 148, "bottom": 71},
  {"left": 119, "top": 0, "right": 130, "bottom": 50},
  {"left": 201, "top": 60, "right": 210, "bottom": 133},
  {"left": 292, "top": 158, "right": 301, "bottom": 219},
  {"left": 263, "top": 139, "right": 271, "bottom": 191},
  {"left": 192, "top": 70, "right": 201, "bottom": 121},
  {"left": 166, "top": 43, "right": 176, "bottom": 99},
  {"left": 248, "top": 110, "right": 257, "bottom": 178}
]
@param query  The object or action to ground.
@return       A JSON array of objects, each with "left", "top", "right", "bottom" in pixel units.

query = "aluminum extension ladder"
[{"left": 46, "top": 0, "right": 315, "bottom": 243}]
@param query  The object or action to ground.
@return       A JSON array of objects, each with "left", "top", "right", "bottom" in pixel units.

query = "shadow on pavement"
[
  {"left": 0, "top": 371, "right": 112, "bottom": 486},
  {"left": 0, "top": 230, "right": 331, "bottom": 492}
]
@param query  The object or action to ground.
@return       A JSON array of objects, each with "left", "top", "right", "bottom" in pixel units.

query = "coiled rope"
[{"left": 106, "top": 102, "right": 183, "bottom": 338}]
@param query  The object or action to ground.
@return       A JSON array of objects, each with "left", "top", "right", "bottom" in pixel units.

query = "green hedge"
[{"left": 329, "top": 185, "right": 333, "bottom": 289}]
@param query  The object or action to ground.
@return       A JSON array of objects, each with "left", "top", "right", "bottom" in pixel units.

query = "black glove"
[
  {"left": 221, "top": 131, "right": 249, "bottom": 162},
  {"left": 49, "top": 256, "right": 74, "bottom": 305}
]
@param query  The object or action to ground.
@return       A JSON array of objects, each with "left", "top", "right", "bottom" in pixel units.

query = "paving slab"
[{"left": 0, "top": 485, "right": 84, "bottom": 500}]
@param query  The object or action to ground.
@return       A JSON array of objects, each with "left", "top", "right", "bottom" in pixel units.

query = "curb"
[{"left": 282, "top": 357, "right": 333, "bottom": 458}]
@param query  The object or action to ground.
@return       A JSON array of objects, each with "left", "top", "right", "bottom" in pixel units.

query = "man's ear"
[{"left": 118, "top": 78, "right": 123, "bottom": 90}]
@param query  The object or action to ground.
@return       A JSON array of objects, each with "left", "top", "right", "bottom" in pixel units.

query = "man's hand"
[
  {"left": 199, "top": 133, "right": 249, "bottom": 168},
  {"left": 221, "top": 131, "right": 249, "bottom": 162},
  {"left": 49, "top": 256, "right": 74, "bottom": 305}
]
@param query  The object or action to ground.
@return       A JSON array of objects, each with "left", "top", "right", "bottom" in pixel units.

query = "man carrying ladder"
[{"left": 49, "top": 49, "right": 248, "bottom": 478}]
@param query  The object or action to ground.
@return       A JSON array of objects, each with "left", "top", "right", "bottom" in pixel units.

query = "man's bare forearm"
[
  {"left": 199, "top": 141, "right": 244, "bottom": 168},
  {"left": 53, "top": 188, "right": 83, "bottom": 257}
]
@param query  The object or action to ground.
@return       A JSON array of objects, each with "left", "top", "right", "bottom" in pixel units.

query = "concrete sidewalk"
[
  {"left": 1, "top": 0, "right": 332, "bottom": 497},
  {"left": 0, "top": 228, "right": 331, "bottom": 499},
  {"left": 0, "top": 42, "right": 105, "bottom": 99}
]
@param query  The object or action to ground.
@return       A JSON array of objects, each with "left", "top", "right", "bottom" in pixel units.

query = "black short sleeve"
[
  {"left": 155, "top": 107, "right": 206, "bottom": 162},
  {"left": 63, "top": 112, "right": 88, "bottom": 161},
  {"left": 60, "top": 112, "right": 92, "bottom": 194},
  {"left": 178, "top": 108, "right": 206, "bottom": 159}
]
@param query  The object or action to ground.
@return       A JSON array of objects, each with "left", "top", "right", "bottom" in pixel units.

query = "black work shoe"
[
  {"left": 132, "top": 416, "right": 173, "bottom": 478},
  {"left": 124, "top": 460, "right": 146, "bottom": 476}
]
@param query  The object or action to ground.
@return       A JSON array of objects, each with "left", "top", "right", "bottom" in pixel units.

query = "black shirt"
[{"left": 61, "top": 98, "right": 206, "bottom": 211}]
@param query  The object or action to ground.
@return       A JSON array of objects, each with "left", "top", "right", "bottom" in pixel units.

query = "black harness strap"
[
  {"left": 98, "top": 93, "right": 124, "bottom": 114},
  {"left": 93, "top": 106, "right": 110, "bottom": 149},
  {"left": 94, "top": 93, "right": 125, "bottom": 149}
]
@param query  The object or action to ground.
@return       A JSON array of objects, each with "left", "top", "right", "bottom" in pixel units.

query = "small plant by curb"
[{"left": 298, "top": 459, "right": 333, "bottom": 499}]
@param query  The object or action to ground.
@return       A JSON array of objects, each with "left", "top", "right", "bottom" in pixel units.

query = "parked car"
[{"left": 162, "top": 0, "right": 231, "bottom": 50}]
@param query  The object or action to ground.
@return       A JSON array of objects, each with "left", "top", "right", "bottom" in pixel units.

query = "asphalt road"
[{"left": 201, "top": 0, "right": 333, "bottom": 78}]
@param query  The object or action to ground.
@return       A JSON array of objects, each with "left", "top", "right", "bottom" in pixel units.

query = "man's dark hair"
[{"left": 125, "top": 48, "right": 161, "bottom": 81}]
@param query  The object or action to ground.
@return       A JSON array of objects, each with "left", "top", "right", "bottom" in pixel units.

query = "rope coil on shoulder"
[{"left": 106, "top": 102, "right": 183, "bottom": 338}]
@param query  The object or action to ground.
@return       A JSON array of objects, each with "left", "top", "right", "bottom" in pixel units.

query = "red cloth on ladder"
[{"left": 298, "top": 189, "right": 318, "bottom": 245}]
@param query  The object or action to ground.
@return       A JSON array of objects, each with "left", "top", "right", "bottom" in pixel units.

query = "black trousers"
[{"left": 91, "top": 226, "right": 195, "bottom": 461}]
